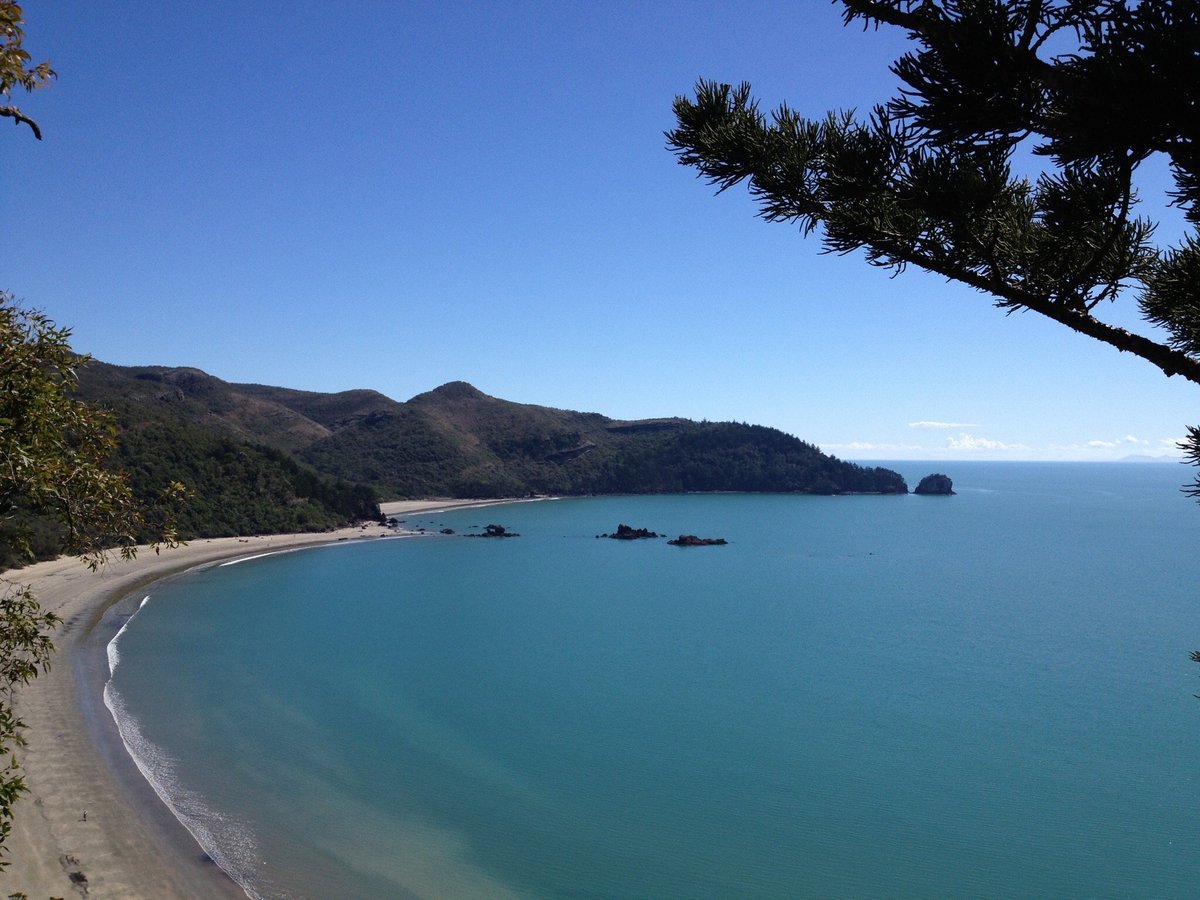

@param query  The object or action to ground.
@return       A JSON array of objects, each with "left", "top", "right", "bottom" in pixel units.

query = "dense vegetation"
[
  {"left": 1, "top": 291, "right": 174, "bottom": 866},
  {"left": 68, "top": 367, "right": 907, "bottom": 514},
  {"left": 1, "top": 360, "right": 913, "bottom": 568},
  {"left": 74, "top": 367, "right": 380, "bottom": 541},
  {"left": 113, "top": 422, "right": 378, "bottom": 539}
]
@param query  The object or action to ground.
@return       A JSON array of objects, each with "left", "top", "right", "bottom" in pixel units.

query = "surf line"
[{"left": 218, "top": 538, "right": 376, "bottom": 568}]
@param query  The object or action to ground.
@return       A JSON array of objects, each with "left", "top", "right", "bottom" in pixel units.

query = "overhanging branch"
[
  {"left": 1, "top": 106, "right": 43, "bottom": 140},
  {"left": 876, "top": 238, "right": 1200, "bottom": 384}
]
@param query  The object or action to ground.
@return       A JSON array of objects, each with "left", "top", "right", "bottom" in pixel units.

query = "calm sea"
[{"left": 103, "top": 462, "right": 1200, "bottom": 898}]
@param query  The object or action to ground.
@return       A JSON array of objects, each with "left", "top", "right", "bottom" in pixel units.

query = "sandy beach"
[{"left": 0, "top": 499, "right": 514, "bottom": 899}]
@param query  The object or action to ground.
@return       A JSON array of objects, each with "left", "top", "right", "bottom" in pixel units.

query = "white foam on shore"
[
  {"left": 422, "top": 496, "right": 557, "bottom": 514},
  {"left": 218, "top": 551, "right": 282, "bottom": 567},
  {"left": 106, "top": 595, "right": 149, "bottom": 676},
  {"left": 104, "top": 600, "right": 266, "bottom": 900},
  {"left": 218, "top": 535, "right": 400, "bottom": 568}
]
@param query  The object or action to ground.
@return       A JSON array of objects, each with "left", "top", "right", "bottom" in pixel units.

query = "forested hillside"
[
  {"left": 72, "top": 364, "right": 380, "bottom": 541},
  {"left": 42, "top": 363, "right": 909, "bottom": 557}
]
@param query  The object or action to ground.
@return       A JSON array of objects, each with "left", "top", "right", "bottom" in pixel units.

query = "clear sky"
[{"left": 6, "top": 1, "right": 1196, "bottom": 462}]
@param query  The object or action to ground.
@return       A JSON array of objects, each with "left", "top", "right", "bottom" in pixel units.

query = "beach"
[{"left": 0, "top": 499, "right": 511, "bottom": 899}]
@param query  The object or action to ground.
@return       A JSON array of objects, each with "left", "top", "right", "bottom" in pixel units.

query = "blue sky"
[{"left": 6, "top": 1, "right": 1196, "bottom": 462}]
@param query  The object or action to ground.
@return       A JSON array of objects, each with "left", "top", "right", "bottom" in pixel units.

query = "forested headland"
[{"left": 3, "top": 362, "right": 908, "bottom": 567}]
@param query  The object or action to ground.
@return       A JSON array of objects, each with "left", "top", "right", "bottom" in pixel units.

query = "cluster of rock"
[
  {"left": 412, "top": 475, "right": 956, "bottom": 551},
  {"left": 667, "top": 535, "right": 728, "bottom": 547},
  {"left": 467, "top": 523, "right": 520, "bottom": 538},
  {"left": 599, "top": 524, "right": 661, "bottom": 540},
  {"left": 430, "top": 477, "right": 955, "bottom": 550},
  {"left": 592, "top": 523, "right": 729, "bottom": 546}
]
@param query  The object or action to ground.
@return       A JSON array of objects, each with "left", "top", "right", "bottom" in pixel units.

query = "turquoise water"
[{"left": 105, "top": 463, "right": 1200, "bottom": 897}]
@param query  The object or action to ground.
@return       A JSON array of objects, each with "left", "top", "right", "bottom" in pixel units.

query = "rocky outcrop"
[
  {"left": 668, "top": 534, "right": 727, "bottom": 546},
  {"left": 545, "top": 442, "right": 597, "bottom": 462},
  {"left": 913, "top": 473, "right": 955, "bottom": 495},
  {"left": 468, "top": 523, "right": 520, "bottom": 537},
  {"left": 599, "top": 524, "right": 661, "bottom": 540}
]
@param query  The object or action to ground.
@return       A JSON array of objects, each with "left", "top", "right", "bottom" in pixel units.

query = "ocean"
[{"left": 101, "top": 462, "right": 1200, "bottom": 898}]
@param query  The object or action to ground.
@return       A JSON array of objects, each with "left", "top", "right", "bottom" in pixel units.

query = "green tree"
[
  {"left": 1, "top": 1, "right": 61, "bottom": 864},
  {"left": 0, "top": 295, "right": 180, "bottom": 866},
  {"left": 1, "top": 1, "right": 53, "bottom": 139},
  {"left": 668, "top": 0, "right": 1200, "bottom": 490}
]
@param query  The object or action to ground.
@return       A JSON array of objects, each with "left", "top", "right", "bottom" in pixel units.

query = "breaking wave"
[{"left": 104, "top": 596, "right": 267, "bottom": 899}]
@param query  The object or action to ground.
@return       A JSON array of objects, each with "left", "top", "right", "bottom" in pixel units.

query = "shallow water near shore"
[{"left": 106, "top": 462, "right": 1200, "bottom": 897}]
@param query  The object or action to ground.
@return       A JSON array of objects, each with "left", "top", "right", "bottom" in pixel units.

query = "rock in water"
[
  {"left": 468, "top": 523, "right": 520, "bottom": 537},
  {"left": 601, "top": 524, "right": 661, "bottom": 540},
  {"left": 667, "top": 534, "right": 728, "bottom": 546},
  {"left": 914, "top": 474, "right": 955, "bottom": 495}
]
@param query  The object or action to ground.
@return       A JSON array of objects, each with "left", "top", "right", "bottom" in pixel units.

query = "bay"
[{"left": 105, "top": 462, "right": 1200, "bottom": 897}]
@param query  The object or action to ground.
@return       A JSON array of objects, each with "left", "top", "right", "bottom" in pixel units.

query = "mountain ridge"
[{"left": 54, "top": 360, "right": 909, "bottom": 550}]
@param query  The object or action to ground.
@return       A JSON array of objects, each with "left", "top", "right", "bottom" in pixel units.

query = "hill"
[
  {"left": 52, "top": 363, "right": 907, "bottom": 549},
  {"left": 69, "top": 363, "right": 380, "bottom": 543}
]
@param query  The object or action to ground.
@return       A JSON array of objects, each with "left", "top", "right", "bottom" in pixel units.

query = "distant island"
[{"left": 0, "top": 363, "right": 918, "bottom": 565}]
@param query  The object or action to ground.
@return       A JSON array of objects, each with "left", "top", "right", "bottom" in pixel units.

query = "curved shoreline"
[{"left": 0, "top": 499, "right": 515, "bottom": 899}]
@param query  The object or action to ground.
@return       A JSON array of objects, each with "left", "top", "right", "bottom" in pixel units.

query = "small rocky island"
[
  {"left": 599, "top": 524, "right": 661, "bottom": 540},
  {"left": 468, "top": 523, "right": 520, "bottom": 537},
  {"left": 668, "top": 534, "right": 728, "bottom": 546},
  {"left": 913, "top": 474, "right": 955, "bottom": 495}
]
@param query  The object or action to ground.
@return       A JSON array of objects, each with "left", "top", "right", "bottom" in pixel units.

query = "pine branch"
[{"left": 861, "top": 232, "right": 1200, "bottom": 383}]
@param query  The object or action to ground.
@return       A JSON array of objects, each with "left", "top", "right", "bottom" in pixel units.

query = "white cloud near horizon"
[
  {"left": 1049, "top": 437, "right": 1182, "bottom": 459},
  {"left": 945, "top": 433, "right": 1027, "bottom": 452},
  {"left": 909, "top": 421, "right": 979, "bottom": 429},
  {"left": 823, "top": 441, "right": 924, "bottom": 452},
  {"left": 1088, "top": 434, "right": 1150, "bottom": 450},
  {"left": 827, "top": 434, "right": 1186, "bottom": 460}
]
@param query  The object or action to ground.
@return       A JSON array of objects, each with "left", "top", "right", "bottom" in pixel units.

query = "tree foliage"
[
  {"left": 0, "top": 294, "right": 180, "bottom": 867},
  {"left": 0, "top": 582, "right": 57, "bottom": 855},
  {"left": 0, "top": 297, "right": 179, "bottom": 566},
  {"left": 667, "top": 0, "right": 1200, "bottom": 488},
  {"left": 111, "top": 422, "right": 379, "bottom": 539},
  {"left": 0, "top": 1, "right": 53, "bottom": 140}
]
